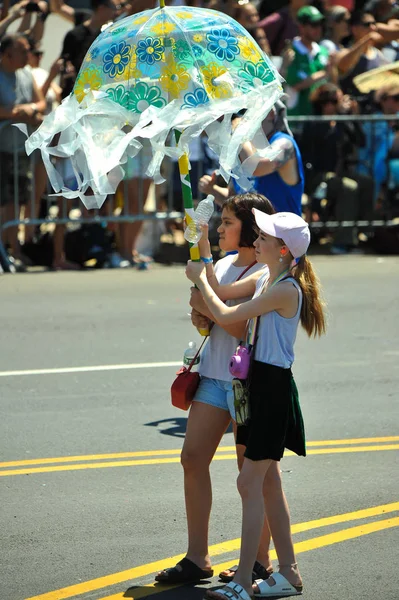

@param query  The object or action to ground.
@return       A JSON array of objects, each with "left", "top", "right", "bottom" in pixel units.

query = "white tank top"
[
  {"left": 200, "top": 255, "right": 267, "bottom": 382},
  {"left": 253, "top": 272, "right": 303, "bottom": 369}
]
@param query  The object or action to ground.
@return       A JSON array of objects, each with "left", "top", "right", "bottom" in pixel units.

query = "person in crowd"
[
  {"left": 285, "top": 6, "right": 334, "bottom": 116},
  {"left": 233, "top": 1, "right": 271, "bottom": 56},
  {"left": 258, "top": 0, "right": 308, "bottom": 57},
  {"left": 0, "top": 0, "right": 28, "bottom": 40},
  {"left": 321, "top": 5, "right": 351, "bottom": 53},
  {"left": 116, "top": 142, "right": 154, "bottom": 266},
  {"left": 199, "top": 102, "right": 305, "bottom": 216},
  {"left": 27, "top": 42, "right": 61, "bottom": 114},
  {"left": 365, "top": 0, "right": 399, "bottom": 62},
  {"left": 300, "top": 83, "right": 374, "bottom": 251},
  {"left": 59, "top": 0, "right": 118, "bottom": 99},
  {"left": 337, "top": 10, "right": 388, "bottom": 98},
  {"left": 185, "top": 210, "right": 326, "bottom": 600},
  {"left": 48, "top": 0, "right": 92, "bottom": 25},
  {"left": 0, "top": 33, "right": 46, "bottom": 269},
  {"left": 155, "top": 193, "right": 278, "bottom": 587},
  {"left": 357, "top": 83, "right": 399, "bottom": 205},
  {"left": 0, "top": 0, "right": 48, "bottom": 44}
]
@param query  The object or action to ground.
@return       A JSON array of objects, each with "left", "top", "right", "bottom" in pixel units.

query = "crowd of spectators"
[{"left": 1, "top": 0, "right": 399, "bottom": 271}]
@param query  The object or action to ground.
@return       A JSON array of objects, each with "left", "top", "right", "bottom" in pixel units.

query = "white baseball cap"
[{"left": 252, "top": 210, "right": 310, "bottom": 259}]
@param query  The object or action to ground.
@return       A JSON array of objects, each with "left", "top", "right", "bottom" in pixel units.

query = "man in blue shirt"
[{"left": 199, "top": 102, "right": 305, "bottom": 215}]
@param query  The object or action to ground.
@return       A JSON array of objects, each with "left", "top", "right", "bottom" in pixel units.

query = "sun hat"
[
  {"left": 297, "top": 6, "right": 325, "bottom": 24},
  {"left": 252, "top": 210, "right": 311, "bottom": 259}
]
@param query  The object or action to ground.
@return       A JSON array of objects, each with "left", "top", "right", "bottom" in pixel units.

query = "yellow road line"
[
  {"left": 1, "top": 444, "right": 398, "bottom": 477},
  {"left": 24, "top": 503, "right": 399, "bottom": 600},
  {"left": 0, "top": 435, "right": 399, "bottom": 468},
  {"left": 102, "top": 515, "right": 399, "bottom": 600},
  {"left": 2, "top": 437, "right": 398, "bottom": 469}
]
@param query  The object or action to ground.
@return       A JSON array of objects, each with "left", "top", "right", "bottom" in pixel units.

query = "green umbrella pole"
[{"left": 174, "top": 129, "right": 209, "bottom": 337}]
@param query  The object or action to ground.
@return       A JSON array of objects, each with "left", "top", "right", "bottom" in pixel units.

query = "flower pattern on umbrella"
[
  {"left": 239, "top": 60, "right": 276, "bottom": 89},
  {"left": 151, "top": 21, "right": 175, "bottom": 36},
  {"left": 182, "top": 87, "right": 209, "bottom": 109},
  {"left": 200, "top": 63, "right": 232, "bottom": 99},
  {"left": 106, "top": 84, "right": 131, "bottom": 108},
  {"left": 130, "top": 81, "right": 166, "bottom": 113},
  {"left": 206, "top": 28, "right": 239, "bottom": 62},
  {"left": 103, "top": 41, "right": 131, "bottom": 78},
  {"left": 34, "top": 5, "right": 283, "bottom": 209},
  {"left": 74, "top": 66, "right": 103, "bottom": 102},
  {"left": 160, "top": 56, "right": 190, "bottom": 97},
  {"left": 136, "top": 36, "right": 164, "bottom": 65},
  {"left": 172, "top": 39, "right": 194, "bottom": 65}
]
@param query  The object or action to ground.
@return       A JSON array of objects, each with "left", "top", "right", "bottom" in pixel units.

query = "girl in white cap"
[{"left": 186, "top": 211, "right": 326, "bottom": 600}]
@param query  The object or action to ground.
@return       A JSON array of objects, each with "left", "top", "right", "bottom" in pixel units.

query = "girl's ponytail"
[{"left": 293, "top": 256, "right": 326, "bottom": 338}]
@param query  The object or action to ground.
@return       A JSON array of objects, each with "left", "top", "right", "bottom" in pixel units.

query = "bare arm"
[
  {"left": 190, "top": 288, "right": 247, "bottom": 339},
  {"left": 187, "top": 263, "right": 296, "bottom": 325},
  {"left": 290, "top": 69, "right": 327, "bottom": 92},
  {"left": 336, "top": 33, "right": 381, "bottom": 75},
  {"left": 376, "top": 20, "right": 399, "bottom": 43},
  {"left": 198, "top": 173, "right": 230, "bottom": 207},
  {"left": 31, "top": 78, "right": 46, "bottom": 114},
  {"left": 239, "top": 135, "right": 296, "bottom": 178},
  {"left": 49, "top": 0, "right": 75, "bottom": 23}
]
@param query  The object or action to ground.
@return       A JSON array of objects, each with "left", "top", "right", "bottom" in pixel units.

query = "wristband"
[{"left": 200, "top": 256, "right": 213, "bottom": 264}]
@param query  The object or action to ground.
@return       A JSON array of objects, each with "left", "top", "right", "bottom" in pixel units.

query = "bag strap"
[
  {"left": 236, "top": 260, "right": 257, "bottom": 282},
  {"left": 187, "top": 261, "right": 257, "bottom": 373},
  {"left": 186, "top": 334, "right": 208, "bottom": 373}
]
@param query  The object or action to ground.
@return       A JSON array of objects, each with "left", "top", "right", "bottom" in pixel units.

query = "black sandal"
[
  {"left": 155, "top": 557, "right": 214, "bottom": 584},
  {"left": 219, "top": 560, "right": 272, "bottom": 583}
]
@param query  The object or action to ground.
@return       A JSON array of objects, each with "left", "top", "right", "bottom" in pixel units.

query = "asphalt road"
[{"left": 1, "top": 256, "right": 398, "bottom": 600}]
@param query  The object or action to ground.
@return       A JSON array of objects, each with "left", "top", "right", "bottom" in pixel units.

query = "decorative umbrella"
[
  {"left": 23, "top": 1, "right": 283, "bottom": 335},
  {"left": 24, "top": 1, "right": 283, "bottom": 213}
]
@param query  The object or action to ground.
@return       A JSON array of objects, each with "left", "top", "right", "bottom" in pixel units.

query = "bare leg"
[
  {"left": 119, "top": 178, "right": 151, "bottom": 261},
  {"left": 230, "top": 458, "right": 272, "bottom": 598},
  {"left": 183, "top": 401, "right": 231, "bottom": 568},
  {"left": 262, "top": 462, "right": 302, "bottom": 588},
  {"left": 24, "top": 157, "right": 47, "bottom": 242},
  {"left": 156, "top": 401, "right": 231, "bottom": 578},
  {"left": 236, "top": 441, "right": 272, "bottom": 570}
]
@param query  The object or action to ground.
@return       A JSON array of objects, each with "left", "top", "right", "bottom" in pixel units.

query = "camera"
[
  {"left": 229, "top": 345, "right": 252, "bottom": 379},
  {"left": 25, "top": 2, "right": 42, "bottom": 12}
]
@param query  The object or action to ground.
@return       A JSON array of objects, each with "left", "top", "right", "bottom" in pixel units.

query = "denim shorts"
[{"left": 193, "top": 376, "right": 235, "bottom": 419}]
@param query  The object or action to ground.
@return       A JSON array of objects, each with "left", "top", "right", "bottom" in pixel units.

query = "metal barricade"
[
  {"left": 288, "top": 113, "right": 399, "bottom": 234},
  {"left": 1, "top": 113, "right": 399, "bottom": 272}
]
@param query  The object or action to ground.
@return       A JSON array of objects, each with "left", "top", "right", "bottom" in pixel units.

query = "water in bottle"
[
  {"left": 183, "top": 341, "right": 200, "bottom": 370},
  {"left": 184, "top": 195, "right": 215, "bottom": 244}
]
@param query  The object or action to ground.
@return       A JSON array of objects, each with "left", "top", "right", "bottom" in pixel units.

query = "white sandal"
[
  {"left": 253, "top": 573, "right": 303, "bottom": 597},
  {"left": 205, "top": 581, "right": 254, "bottom": 600}
]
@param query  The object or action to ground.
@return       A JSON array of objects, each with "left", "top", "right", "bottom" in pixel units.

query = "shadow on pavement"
[
  {"left": 123, "top": 582, "right": 216, "bottom": 598},
  {"left": 144, "top": 417, "right": 233, "bottom": 438}
]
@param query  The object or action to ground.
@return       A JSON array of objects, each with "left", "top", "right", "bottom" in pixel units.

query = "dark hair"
[
  {"left": 350, "top": 10, "right": 373, "bottom": 26},
  {"left": 0, "top": 33, "right": 26, "bottom": 56},
  {"left": 223, "top": 192, "right": 275, "bottom": 248},
  {"left": 310, "top": 83, "right": 340, "bottom": 114},
  {"left": 91, "top": 0, "right": 113, "bottom": 10}
]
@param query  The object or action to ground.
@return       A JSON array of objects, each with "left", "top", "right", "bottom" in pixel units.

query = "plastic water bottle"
[
  {"left": 184, "top": 195, "right": 215, "bottom": 244},
  {"left": 183, "top": 341, "right": 200, "bottom": 370}
]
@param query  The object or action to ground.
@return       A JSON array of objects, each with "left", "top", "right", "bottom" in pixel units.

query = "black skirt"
[{"left": 236, "top": 360, "right": 306, "bottom": 462}]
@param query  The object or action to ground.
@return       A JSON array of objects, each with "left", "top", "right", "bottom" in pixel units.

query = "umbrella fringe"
[{"left": 24, "top": 82, "right": 283, "bottom": 209}]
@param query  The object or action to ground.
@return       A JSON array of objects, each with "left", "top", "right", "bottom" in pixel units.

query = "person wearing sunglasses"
[
  {"left": 321, "top": 5, "right": 351, "bottom": 54},
  {"left": 285, "top": 6, "right": 336, "bottom": 117},
  {"left": 337, "top": 11, "right": 388, "bottom": 97}
]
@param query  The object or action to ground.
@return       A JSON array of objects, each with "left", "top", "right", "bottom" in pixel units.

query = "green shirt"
[{"left": 285, "top": 39, "right": 330, "bottom": 116}]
